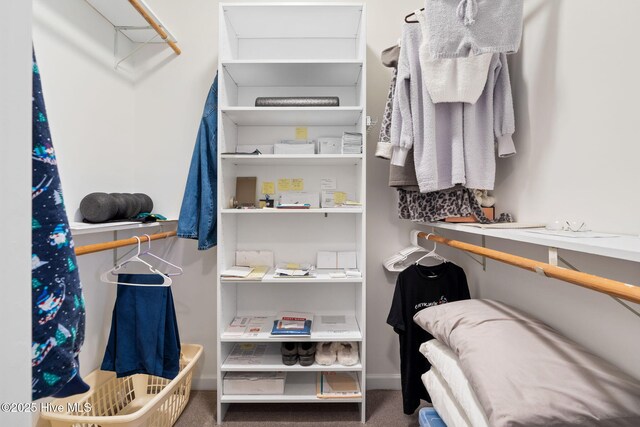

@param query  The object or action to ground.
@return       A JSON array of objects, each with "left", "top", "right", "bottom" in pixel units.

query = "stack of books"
[
  {"left": 342, "top": 132, "right": 363, "bottom": 154},
  {"left": 271, "top": 311, "right": 313, "bottom": 336}
]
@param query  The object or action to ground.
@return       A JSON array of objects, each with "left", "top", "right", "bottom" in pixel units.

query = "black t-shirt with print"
[{"left": 386, "top": 262, "right": 470, "bottom": 415}]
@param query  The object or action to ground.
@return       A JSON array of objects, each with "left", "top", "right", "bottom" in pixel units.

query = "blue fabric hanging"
[
  {"left": 31, "top": 50, "right": 88, "bottom": 400},
  {"left": 101, "top": 274, "right": 181, "bottom": 379},
  {"left": 177, "top": 74, "right": 218, "bottom": 250}
]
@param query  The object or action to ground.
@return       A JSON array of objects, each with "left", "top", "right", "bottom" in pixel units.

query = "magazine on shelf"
[
  {"left": 271, "top": 320, "right": 312, "bottom": 336},
  {"left": 316, "top": 371, "right": 362, "bottom": 398},
  {"left": 271, "top": 311, "right": 314, "bottom": 336}
]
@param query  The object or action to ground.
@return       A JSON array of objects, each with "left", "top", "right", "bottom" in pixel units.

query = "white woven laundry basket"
[{"left": 41, "top": 344, "right": 203, "bottom": 427}]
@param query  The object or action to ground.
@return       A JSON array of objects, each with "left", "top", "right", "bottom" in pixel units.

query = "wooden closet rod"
[
  {"left": 128, "top": 0, "right": 181, "bottom": 55},
  {"left": 75, "top": 230, "right": 177, "bottom": 256},
  {"left": 419, "top": 232, "right": 640, "bottom": 305}
]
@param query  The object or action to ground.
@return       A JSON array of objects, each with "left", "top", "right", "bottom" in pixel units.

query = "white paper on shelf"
[
  {"left": 462, "top": 222, "right": 546, "bottom": 229},
  {"left": 337, "top": 251, "right": 357, "bottom": 269},
  {"left": 313, "top": 314, "right": 358, "bottom": 335},
  {"left": 243, "top": 317, "right": 271, "bottom": 337},
  {"left": 226, "top": 343, "right": 270, "bottom": 364},
  {"left": 221, "top": 266, "right": 254, "bottom": 278},
  {"left": 317, "top": 251, "right": 337, "bottom": 269},
  {"left": 525, "top": 229, "right": 621, "bottom": 239},
  {"left": 225, "top": 316, "right": 251, "bottom": 335}
]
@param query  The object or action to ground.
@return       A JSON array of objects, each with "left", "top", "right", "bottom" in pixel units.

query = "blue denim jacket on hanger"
[{"left": 177, "top": 74, "right": 218, "bottom": 250}]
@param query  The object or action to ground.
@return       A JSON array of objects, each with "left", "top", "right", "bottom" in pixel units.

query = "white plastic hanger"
[
  {"left": 100, "top": 236, "right": 172, "bottom": 287},
  {"left": 414, "top": 233, "right": 448, "bottom": 266},
  {"left": 140, "top": 234, "right": 183, "bottom": 277},
  {"left": 383, "top": 230, "right": 429, "bottom": 272}
]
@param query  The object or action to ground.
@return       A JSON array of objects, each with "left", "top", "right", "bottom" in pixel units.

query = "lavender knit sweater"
[{"left": 390, "top": 23, "right": 515, "bottom": 193}]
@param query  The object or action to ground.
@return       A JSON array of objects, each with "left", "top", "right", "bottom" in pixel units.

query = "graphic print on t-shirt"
[
  {"left": 387, "top": 263, "right": 470, "bottom": 415},
  {"left": 415, "top": 295, "right": 448, "bottom": 311}
]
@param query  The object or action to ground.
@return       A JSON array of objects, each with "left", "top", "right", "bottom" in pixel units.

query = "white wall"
[
  {"left": 452, "top": 0, "right": 640, "bottom": 378},
  {"left": 1, "top": 1, "right": 33, "bottom": 426},
  {"left": 31, "top": 0, "right": 640, "bottom": 398},
  {"left": 31, "top": 0, "right": 142, "bottom": 388}
]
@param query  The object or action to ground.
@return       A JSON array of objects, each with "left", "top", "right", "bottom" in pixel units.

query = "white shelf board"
[
  {"left": 222, "top": 268, "right": 362, "bottom": 284},
  {"left": 425, "top": 222, "right": 640, "bottom": 263},
  {"left": 221, "top": 154, "right": 362, "bottom": 166},
  {"left": 222, "top": 61, "right": 363, "bottom": 87},
  {"left": 85, "top": 0, "right": 177, "bottom": 43},
  {"left": 222, "top": 343, "right": 361, "bottom": 372},
  {"left": 221, "top": 107, "right": 363, "bottom": 126},
  {"left": 221, "top": 4, "right": 364, "bottom": 39},
  {"left": 221, "top": 208, "right": 362, "bottom": 215},
  {"left": 221, "top": 315, "right": 362, "bottom": 343},
  {"left": 220, "top": 372, "right": 362, "bottom": 403},
  {"left": 69, "top": 220, "right": 177, "bottom": 236}
]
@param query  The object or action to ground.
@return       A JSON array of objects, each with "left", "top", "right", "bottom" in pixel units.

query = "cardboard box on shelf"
[{"left": 445, "top": 207, "right": 495, "bottom": 223}]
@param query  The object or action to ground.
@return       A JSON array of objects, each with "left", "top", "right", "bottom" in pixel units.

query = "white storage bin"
[{"left": 224, "top": 372, "right": 287, "bottom": 395}]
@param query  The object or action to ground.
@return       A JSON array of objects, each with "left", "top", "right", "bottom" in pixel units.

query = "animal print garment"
[
  {"left": 376, "top": 68, "right": 397, "bottom": 159},
  {"left": 398, "top": 188, "right": 513, "bottom": 224}
]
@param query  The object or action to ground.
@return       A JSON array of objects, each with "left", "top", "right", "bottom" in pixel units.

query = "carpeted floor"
[{"left": 175, "top": 390, "right": 429, "bottom": 426}]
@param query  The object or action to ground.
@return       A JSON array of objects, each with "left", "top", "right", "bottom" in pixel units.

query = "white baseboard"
[
  {"left": 192, "top": 375, "right": 216, "bottom": 390},
  {"left": 191, "top": 374, "right": 401, "bottom": 391},
  {"left": 365, "top": 374, "right": 401, "bottom": 390}
]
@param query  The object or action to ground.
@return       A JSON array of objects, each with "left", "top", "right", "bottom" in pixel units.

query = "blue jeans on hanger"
[{"left": 177, "top": 74, "right": 218, "bottom": 250}]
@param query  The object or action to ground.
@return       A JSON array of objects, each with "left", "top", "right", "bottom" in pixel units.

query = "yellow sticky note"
[
  {"left": 261, "top": 181, "right": 275, "bottom": 195},
  {"left": 278, "top": 178, "right": 292, "bottom": 191},
  {"left": 295, "top": 127, "right": 308, "bottom": 140},
  {"left": 334, "top": 191, "right": 347, "bottom": 205},
  {"left": 286, "top": 263, "right": 300, "bottom": 269},
  {"left": 292, "top": 178, "right": 304, "bottom": 191}
]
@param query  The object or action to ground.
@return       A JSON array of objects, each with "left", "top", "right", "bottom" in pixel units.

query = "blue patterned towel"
[{"left": 32, "top": 50, "right": 88, "bottom": 400}]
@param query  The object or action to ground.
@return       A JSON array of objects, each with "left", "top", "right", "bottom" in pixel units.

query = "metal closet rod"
[
  {"left": 419, "top": 232, "right": 640, "bottom": 305},
  {"left": 74, "top": 231, "right": 177, "bottom": 256},
  {"left": 128, "top": 0, "right": 181, "bottom": 55}
]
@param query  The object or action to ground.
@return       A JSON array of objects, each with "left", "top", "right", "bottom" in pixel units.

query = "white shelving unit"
[{"left": 217, "top": 3, "right": 367, "bottom": 424}]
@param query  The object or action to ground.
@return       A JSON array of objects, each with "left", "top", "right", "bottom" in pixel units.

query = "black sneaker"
[{"left": 281, "top": 342, "right": 298, "bottom": 365}]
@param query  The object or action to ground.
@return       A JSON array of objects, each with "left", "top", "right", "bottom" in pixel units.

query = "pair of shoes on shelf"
[
  {"left": 281, "top": 342, "right": 316, "bottom": 366},
  {"left": 315, "top": 342, "right": 359, "bottom": 366}
]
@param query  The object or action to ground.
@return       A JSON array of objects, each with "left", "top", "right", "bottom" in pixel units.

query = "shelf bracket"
[
  {"left": 555, "top": 251, "right": 640, "bottom": 320},
  {"left": 548, "top": 247, "right": 558, "bottom": 266},
  {"left": 435, "top": 226, "right": 486, "bottom": 270},
  {"left": 462, "top": 235, "right": 487, "bottom": 271},
  {"left": 114, "top": 26, "right": 161, "bottom": 69}
]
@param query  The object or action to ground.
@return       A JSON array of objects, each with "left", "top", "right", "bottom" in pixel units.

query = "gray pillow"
[{"left": 413, "top": 299, "right": 640, "bottom": 427}]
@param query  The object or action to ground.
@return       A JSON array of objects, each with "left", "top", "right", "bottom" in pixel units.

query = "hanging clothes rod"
[
  {"left": 419, "top": 232, "right": 640, "bottom": 305},
  {"left": 75, "top": 230, "right": 177, "bottom": 256},
  {"left": 128, "top": 0, "right": 181, "bottom": 55}
]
